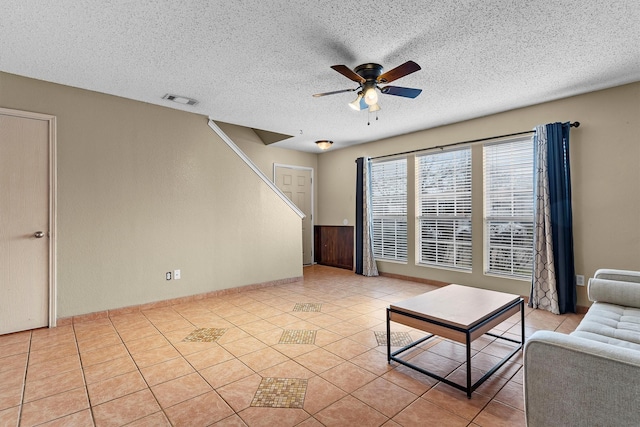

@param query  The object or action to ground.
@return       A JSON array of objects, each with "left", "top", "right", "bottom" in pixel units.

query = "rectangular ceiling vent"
[{"left": 162, "top": 93, "right": 198, "bottom": 106}]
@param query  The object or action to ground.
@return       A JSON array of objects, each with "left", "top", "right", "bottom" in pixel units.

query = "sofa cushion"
[
  {"left": 571, "top": 331, "right": 640, "bottom": 351},
  {"left": 571, "top": 302, "right": 640, "bottom": 349}
]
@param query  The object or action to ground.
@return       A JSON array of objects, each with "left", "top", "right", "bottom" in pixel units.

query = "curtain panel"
[
  {"left": 531, "top": 122, "right": 576, "bottom": 314},
  {"left": 355, "top": 157, "right": 379, "bottom": 276}
]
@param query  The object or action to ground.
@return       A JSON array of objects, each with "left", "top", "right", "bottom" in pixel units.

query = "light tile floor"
[{"left": 0, "top": 265, "right": 584, "bottom": 426}]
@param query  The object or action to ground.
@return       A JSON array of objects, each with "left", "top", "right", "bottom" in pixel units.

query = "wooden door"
[
  {"left": 0, "top": 109, "right": 52, "bottom": 334},
  {"left": 275, "top": 165, "right": 313, "bottom": 265}
]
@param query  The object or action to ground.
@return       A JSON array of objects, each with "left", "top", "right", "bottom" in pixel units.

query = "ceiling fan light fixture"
[
  {"left": 368, "top": 103, "right": 381, "bottom": 112},
  {"left": 315, "top": 140, "right": 333, "bottom": 150},
  {"left": 363, "top": 86, "right": 378, "bottom": 106},
  {"left": 349, "top": 92, "right": 364, "bottom": 110}
]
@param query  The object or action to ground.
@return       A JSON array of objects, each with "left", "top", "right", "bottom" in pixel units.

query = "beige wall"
[
  {"left": 217, "top": 122, "right": 318, "bottom": 220},
  {"left": 317, "top": 82, "right": 640, "bottom": 308},
  {"left": 0, "top": 72, "right": 303, "bottom": 318}
]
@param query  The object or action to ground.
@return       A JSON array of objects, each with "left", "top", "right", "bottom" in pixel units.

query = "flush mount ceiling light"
[
  {"left": 162, "top": 93, "right": 198, "bottom": 106},
  {"left": 313, "top": 61, "right": 422, "bottom": 116},
  {"left": 315, "top": 140, "right": 333, "bottom": 150}
]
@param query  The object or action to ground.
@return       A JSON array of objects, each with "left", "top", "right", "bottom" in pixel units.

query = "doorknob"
[{"left": 34, "top": 231, "right": 45, "bottom": 238}]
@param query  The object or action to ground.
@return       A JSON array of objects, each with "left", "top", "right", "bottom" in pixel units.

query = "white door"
[
  {"left": 0, "top": 110, "right": 52, "bottom": 334},
  {"left": 274, "top": 165, "right": 313, "bottom": 265}
]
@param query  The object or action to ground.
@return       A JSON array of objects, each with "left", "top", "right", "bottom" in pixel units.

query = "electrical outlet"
[
  {"left": 576, "top": 275, "right": 585, "bottom": 286},
  {"left": 166, "top": 271, "right": 172, "bottom": 280},
  {"left": 174, "top": 269, "right": 181, "bottom": 280}
]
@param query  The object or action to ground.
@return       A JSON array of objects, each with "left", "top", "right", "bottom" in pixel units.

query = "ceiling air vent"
[{"left": 162, "top": 94, "right": 198, "bottom": 106}]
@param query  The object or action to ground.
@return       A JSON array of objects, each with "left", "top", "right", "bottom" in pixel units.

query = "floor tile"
[
  {"left": 472, "top": 400, "right": 526, "bottom": 427},
  {"left": 20, "top": 387, "right": 89, "bottom": 426},
  {"left": 165, "top": 390, "right": 234, "bottom": 426},
  {"left": 350, "top": 348, "right": 395, "bottom": 376},
  {"left": 258, "top": 360, "right": 315, "bottom": 380},
  {"left": 239, "top": 346, "right": 290, "bottom": 372},
  {"left": 237, "top": 407, "right": 309, "bottom": 427},
  {"left": 125, "top": 334, "right": 171, "bottom": 354},
  {"left": 0, "top": 406, "right": 20, "bottom": 426},
  {"left": 319, "top": 361, "right": 378, "bottom": 393},
  {"left": 140, "top": 356, "right": 194, "bottom": 386},
  {"left": 493, "top": 380, "right": 524, "bottom": 410},
  {"left": 23, "top": 368, "right": 85, "bottom": 402},
  {"left": 92, "top": 388, "right": 160, "bottom": 427},
  {"left": 0, "top": 386, "right": 22, "bottom": 411},
  {"left": 352, "top": 377, "right": 418, "bottom": 417},
  {"left": 423, "top": 382, "right": 492, "bottom": 420},
  {"left": 37, "top": 408, "right": 93, "bottom": 426},
  {"left": 200, "top": 359, "right": 255, "bottom": 389},
  {"left": 77, "top": 332, "right": 122, "bottom": 353},
  {"left": 322, "top": 337, "right": 372, "bottom": 359},
  {"left": 217, "top": 374, "right": 264, "bottom": 412},
  {"left": 295, "top": 348, "right": 345, "bottom": 374},
  {"left": 26, "top": 354, "right": 82, "bottom": 382},
  {"left": 87, "top": 370, "right": 148, "bottom": 406},
  {"left": 151, "top": 373, "right": 212, "bottom": 408},
  {"left": 212, "top": 413, "right": 249, "bottom": 426},
  {"left": 220, "top": 336, "right": 268, "bottom": 357},
  {"left": 83, "top": 355, "right": 137, "bottom": 385},
  {"left": 80, "top": 343, "right": 129, "bottom": 367},
  {"left": 382, "top": 364, "right": 438, "bottom": 395},
  {"left": 302, "top": 375, "right": 347, "bottom": 415},
  {"left": 392, "top": 397, "right": 468, "bottom": 427},
  {"left": 126, "top": 411, "right": 171, "bottom": 426},
  {"left": 315, "top": 395, "right": 388, "bottom": 427},
  {"left": 183, "top": 344, "right": 235, "bottom": 370}
]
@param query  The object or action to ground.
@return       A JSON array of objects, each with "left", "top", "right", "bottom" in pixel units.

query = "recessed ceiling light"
[{"left": 162, "top": 93, "right": 198, "bottom": 106}]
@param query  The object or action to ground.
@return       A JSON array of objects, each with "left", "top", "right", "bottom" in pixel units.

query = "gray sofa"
[{"left": 524, "top": 269, "right": 640, "bottom": 427}]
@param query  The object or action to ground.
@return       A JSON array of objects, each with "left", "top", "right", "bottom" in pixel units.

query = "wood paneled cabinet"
[{"left": 314, "top": 225, "right": 354, "bottom": 270}]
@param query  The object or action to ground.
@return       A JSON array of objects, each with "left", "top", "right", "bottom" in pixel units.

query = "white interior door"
[
  {"left": 274, "top": 165, "right": 313, "bottom": 265},
  {"left": 0, "top": 110, "right": 52, "bottom": 334}
]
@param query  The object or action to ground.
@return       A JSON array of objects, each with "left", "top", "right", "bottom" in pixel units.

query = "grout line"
[{"left": 15, "top": 330, "right": 32, "bottom": 427}]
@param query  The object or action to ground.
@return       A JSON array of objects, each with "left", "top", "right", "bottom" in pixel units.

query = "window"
[
  {"left": 483, "top": 137, "right": 534, "bottom": 278},
  {"left": 417, "top": 149, "right": 472, "bottom": 270},
  {"left": 370, "top": 158, "right": 407, "bottom": 262}
]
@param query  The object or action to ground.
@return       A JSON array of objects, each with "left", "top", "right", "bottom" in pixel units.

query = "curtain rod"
[{"left": 369, "top": 121, "right": 580, "bottom": 161}]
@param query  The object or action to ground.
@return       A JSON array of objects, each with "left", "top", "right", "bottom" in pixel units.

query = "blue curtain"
[
  {"left": 547, "top": 122, "right": 576, "bottom": 313},
  {"left": 531, "top": 122, "right": 576, "bottom": 314},
  {"left": 355, "top": 158, "right": 365, "bottom": 274}
]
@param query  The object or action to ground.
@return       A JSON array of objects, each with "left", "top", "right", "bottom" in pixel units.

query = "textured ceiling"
[{"left": 1, "top": 1, "right": 639, "bottom": 152}]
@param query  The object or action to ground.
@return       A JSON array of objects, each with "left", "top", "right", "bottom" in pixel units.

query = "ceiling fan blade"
[
  {"left": 377, "top": 61, "right": 421, "bottom": 83},
  {"left": 330, "top": 65, "right": 366, "bottom": 83},
  {"left": 312, "top": 88, "right": 358, "bottom": 97},
  {"left": 380, "top": 86, "right": 423, "bottom": 98}
]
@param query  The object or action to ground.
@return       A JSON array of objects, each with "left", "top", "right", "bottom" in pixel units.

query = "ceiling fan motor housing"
[{"left": 354, "top": 63, "right": 384, "bottom": 82}]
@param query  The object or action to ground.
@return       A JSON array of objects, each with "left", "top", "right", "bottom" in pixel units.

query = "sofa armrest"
[
  {"left": 524, "top": 330, "right": 640, "bottom": 427},
  {"left": 594, "top": 269, "right": 640, "bottom": 283},
  {"left": 588, "top": 269, "right": 640, "bottom": 307}
]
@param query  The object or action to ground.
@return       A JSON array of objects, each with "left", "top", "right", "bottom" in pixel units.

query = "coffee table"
[{"left": 386, "top": 284, "right": 524, "bottom": 397}]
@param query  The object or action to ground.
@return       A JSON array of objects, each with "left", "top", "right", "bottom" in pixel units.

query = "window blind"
[
  {"left": 370, "top": 158, "right": 407, "bottom": 262},
  {"left": 417, "top": 148, "right": 472, "bottom": 270},
  {"left": 483, "top": 137, "right": 534, "bottom": 278}
]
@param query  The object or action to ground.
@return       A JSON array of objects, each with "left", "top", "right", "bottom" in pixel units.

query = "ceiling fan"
[{"left": 313, "top": 61, "right": 422, "bottom": 112}]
